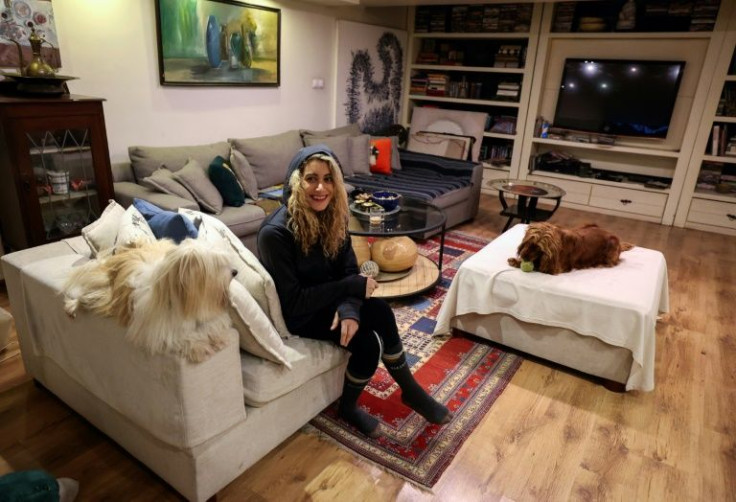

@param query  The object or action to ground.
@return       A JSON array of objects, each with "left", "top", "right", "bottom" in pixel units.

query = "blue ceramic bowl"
[{"left": 371, "top": 191, "right": 401, "bottom": 211}]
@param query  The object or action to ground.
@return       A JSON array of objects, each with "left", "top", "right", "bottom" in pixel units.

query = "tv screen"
[{"left": 553, "top": 58, "right": 685, "bottom": 139}]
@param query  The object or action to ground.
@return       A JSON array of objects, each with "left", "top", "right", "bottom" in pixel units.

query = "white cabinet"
[
  {"left": 401, "top": 4, "right": 543, "bottom": 191},
  {"left": 517, "top": 1, "right": 732, "bottom": 225},
  {"left": 675, "top": 4, "right": 736, "bottom": 235}
]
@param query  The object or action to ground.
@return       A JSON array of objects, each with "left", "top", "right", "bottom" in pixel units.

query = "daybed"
[{"left": 111, "top": 125, "right": 482, "bottom": 255}]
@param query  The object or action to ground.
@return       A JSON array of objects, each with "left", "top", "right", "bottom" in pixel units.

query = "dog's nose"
[{"left": 231, "top": 269, "right": 238, "bottom": 277}]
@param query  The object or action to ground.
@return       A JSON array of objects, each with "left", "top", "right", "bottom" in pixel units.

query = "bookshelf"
[
  {"left": 675, "top": 3, "right": 736, "bottom": 235},
  {"left": 401, "top": 3, "right": 543, "bottom": 192}
]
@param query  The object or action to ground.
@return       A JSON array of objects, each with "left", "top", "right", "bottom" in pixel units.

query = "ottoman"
[{"left": 434, "top": 224, "right": 669, "bottom": 391}]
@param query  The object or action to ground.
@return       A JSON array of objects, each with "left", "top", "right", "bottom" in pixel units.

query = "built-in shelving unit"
[
  {"left": 675, "top": 4, "right": 736, "bottom": 235},
  {"left": 401, "top": 3, "right": 543, "bottom": 193},
  {"left": 517, "top": 0, "right": 732, "bottom": 225}
]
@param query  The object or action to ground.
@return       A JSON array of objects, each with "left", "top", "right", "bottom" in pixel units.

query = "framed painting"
[
  {"left": 0, "top": 0, "right": 61, "bottom": 71},
  {"left": 155, "top": 0, "right": 280, "bottom": 87}
]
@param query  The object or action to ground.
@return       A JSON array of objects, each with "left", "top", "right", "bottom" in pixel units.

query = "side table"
[{"left": 489, "top": 179, "right": 566, "bottom": 232}]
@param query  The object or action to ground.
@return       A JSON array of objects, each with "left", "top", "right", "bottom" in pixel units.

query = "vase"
[
  {"left": 205, "top": 15, "right": 221, "bottom": 68},
  {"left": 241, "top": 26, "right": 253, "bottom": 68},
  {"left": 229, "top": 32, "right": 243, "bottom": 68}
]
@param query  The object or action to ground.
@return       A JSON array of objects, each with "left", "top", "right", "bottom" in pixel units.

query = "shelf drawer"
[
  {"left": 528, "top": 175, "right": 590, "bottom": 205},
  {"left": 589, "top": 185, "right": 667, "bottom": 218},
  {"left": 687, "top": 198, "right": 736, "bottom": 230}
]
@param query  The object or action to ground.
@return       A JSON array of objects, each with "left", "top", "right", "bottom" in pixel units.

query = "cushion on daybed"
[{"left": 129, "top": 142, "right": 231, "bottom": 182}]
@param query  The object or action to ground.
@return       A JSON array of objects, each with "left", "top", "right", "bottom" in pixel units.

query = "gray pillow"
[
  {"left": 172, "top": 159, "right": 224, "bottom": 214},
  {"left": 229, "top": 149, "right": 259, "bottom": 199},
  {"left": 228, "top": 130, "right": 303, "bottom": 189},
  {"left": 128, "top": 142, "right": 231, "bottom": 181},
  {"left": 350, "top": 134, "right": 372, "bottom": 175},
  {"left": 140, "top": 166, "right": 197, "bottom": 202},
  {"left": 299, "top": 123, "right": 361, "bottom": 142},
  {"left": 304, "top": 135, "right": 352, "bottom": 175}
]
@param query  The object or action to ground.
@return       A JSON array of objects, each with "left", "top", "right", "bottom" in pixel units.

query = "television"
[{"left": 553, "top": 58, "right": 686, "bottom": 139}]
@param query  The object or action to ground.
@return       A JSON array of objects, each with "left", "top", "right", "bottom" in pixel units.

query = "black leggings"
[{"left": 293, "top": 298, "right": 401, "bottom": 379}]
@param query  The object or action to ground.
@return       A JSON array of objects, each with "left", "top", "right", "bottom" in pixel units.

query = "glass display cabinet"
[{"left": 0, "top": 95, "right": 114, "bottom": 250}]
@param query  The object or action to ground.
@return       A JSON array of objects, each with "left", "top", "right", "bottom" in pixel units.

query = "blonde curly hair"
[{"left": 287, "top": 153, "right": 349, "bottom": 258}]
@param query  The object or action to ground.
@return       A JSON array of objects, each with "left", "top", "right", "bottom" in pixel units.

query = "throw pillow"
[
  {"left": 179, "top": 208, "right": 291, "bottom": 339},
  {"left": 299, "top": 123, "right": 361, "bottom": 142},
  {"left": 349, "top": 134, "right": 372, "bottom": 175},
  {"left": 208, "top": 156, "right": 246, "bottom": 207},
  {"left": 371, "top": 135, "right": 402, "bottom": 171},
  {"left": 128, "top": 142, "right": 231, "bottom": 181},
  {"left": 172, "top": 159, "right": 224, "bottom": 214},
  {"left": 370, "top": 137, "right": 392, "bottom": 175},
  {"left": 229, "top": 281, "right": 290, "bottom": 367},
  {"left": 228, "top": 130, "right": 303, "bottom": 189},
  {"left": 229, "top": 149, "right": 259, "bottom": 200},
  {"left": 115, "top": 205, "right": 156, "bottom": 248},
  {"left": 303, "top": 135, "right": 352, "bottom": 175},
  {"left": 140, "top": 166, "right": 196, "bottom": 202},
  {"left": 81, "top": 200, "right": 126, "bottom": 257},
  {"left": 132, "top": 198, "right": 199, "bottom": 243}
]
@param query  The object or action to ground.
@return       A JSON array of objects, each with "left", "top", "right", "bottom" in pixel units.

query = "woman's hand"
[
  {"left": 363, "top": 276, "right": 379, "bottom": 298},
  {"left": 331, "top": 312, "right": 359, "bottom": 347}
]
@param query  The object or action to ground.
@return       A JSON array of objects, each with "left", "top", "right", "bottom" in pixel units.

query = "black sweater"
[{"left": 258, "top": 206, "right": 366, "bottom": 332}]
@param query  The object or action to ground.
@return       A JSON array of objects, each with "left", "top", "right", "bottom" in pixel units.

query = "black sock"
[
  {"left": 338, "top": 372, "right": 380, "bottom": 438},
  {"left": 383, "top": 347, "right": 452, "bottom": 425}
]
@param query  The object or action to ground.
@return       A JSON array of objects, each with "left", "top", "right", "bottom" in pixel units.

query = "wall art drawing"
[
  {"left": 155, "top": 0, "right": 280, "bottom": 86},
  {"left": 0, "top": 0, "right": 60, "bottom": 70},
  {"left": 336, "top": 21, "right": 406, "bottom": 134}
]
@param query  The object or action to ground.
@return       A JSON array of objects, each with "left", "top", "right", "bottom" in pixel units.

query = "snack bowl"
[{"left": 371, "top": 191, "right": 401, "bottom": 211}]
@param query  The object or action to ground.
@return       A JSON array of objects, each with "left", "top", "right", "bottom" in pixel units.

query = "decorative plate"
[{"left": 349, "top": 202, "right": 400, "bottom": 219}]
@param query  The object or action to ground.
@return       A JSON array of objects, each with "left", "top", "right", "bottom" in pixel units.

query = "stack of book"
[
  {"left": 494, "top": 81, "right": 520, "bottom": 101},
  {"left": 426, "top": 73, "right": 450, "bottom": 96},
  {"left": 552, "top": 3, "right": 576, "bottom": 32},
  {"left": 414, "top": 6, "right": 431, "bottom": 33},
  {"left": 690, "top": 0, "right": 719, "bottom": 31},
  {"left": 429, "top": 7, "right": 448, "bottom": 32},
  {"left": 410, "top": 74, "right": 428, "bottom": 95},
  {"left": 494, "top": 45, "right": 523, "bottom": 68},
  {"left": 450, "top": 6, "right": 468, "bottom": 32},
  {"left": 464, "top": 5, "right": 485, "bottom": 32}
]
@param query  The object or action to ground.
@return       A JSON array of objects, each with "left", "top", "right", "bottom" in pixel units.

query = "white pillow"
[
  {"left": 82, "top": 200, "right": 126, "bottom": 256},
  {"left": 229, "top": 281, "right": 290, "bottom": 367},
  {"left": 179, "top": 208, "right": 291, "bottom": 339},
  {"left": 115, "top": 205, "right": 156, "bottom": 248}
]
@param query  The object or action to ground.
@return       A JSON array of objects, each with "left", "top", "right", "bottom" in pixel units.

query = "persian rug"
[{"left": 308, "top": 230, "right": 523, "bottom": 488}]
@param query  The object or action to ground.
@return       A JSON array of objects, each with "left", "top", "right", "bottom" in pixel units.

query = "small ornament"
[{"left": 360, "top": 260, "right": 380, "bottom": 278}]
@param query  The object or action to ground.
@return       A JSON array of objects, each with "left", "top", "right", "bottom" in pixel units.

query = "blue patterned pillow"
[{"left": 132, "top": 198, "right": 199, "bottom": 243}]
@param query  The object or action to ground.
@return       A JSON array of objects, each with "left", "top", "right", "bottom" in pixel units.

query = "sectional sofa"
[{"left": 111, "top": 125, "right": 483, "bottom": 254}]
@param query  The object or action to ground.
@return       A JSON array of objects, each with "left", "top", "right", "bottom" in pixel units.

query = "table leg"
[{"left": 438, "top": 223, "right": 446, "bottom": 272}]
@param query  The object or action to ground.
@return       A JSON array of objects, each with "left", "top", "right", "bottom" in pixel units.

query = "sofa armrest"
[
  {"left": 111, "top": 162, "right": 135, "bottom": 183},
  {"left": 114, "top": 181, "right": 199, "bottom": 211},
  {"left": 8, "top": 252, "right": 246, "bottom": 450}
]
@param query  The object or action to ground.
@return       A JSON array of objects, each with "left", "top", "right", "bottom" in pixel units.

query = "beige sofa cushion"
[
  {"left": 241, "top": 336, "right": 347, "bottom": 407},
  {"left": 140, "top": 167, "right": 197, "bottom": 202},
  {"left": 172, "top": 159, "right": 224, "bottom": 214},
  {"left": 129, "top": 142, "right": 231, "bottom": 181},
  {"left": 81, "top": 200, "right": 126, "bottom": 257},
  {"left": 228, "top": 130, "right": 303, "bottom": 189}
]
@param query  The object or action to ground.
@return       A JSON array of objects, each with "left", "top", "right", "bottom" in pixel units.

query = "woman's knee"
[{"left": 346, "top": 329, "right": 383, "bottom": 376}]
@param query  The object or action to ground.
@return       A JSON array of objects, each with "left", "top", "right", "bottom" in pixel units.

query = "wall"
[{"left": 50, "top": 0, "right": 405, "bottom": 163}]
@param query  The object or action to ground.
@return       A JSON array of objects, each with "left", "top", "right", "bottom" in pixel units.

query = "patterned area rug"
[{"left": 308, "top": 230, "right": 523, "bottom": 488}]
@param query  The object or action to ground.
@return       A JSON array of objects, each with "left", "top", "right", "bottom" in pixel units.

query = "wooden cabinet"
[
  {"left": 675, "top": 4, "right": 736, "bottom": 235},
  {"left": 401, "top": 3, "right": 543, "bottom": 192},
  {"left": 0, "top": 95, "right": 114, "bottom": 250},
  {"left": 518, "top": 1, "right": 731, "bottom": 224}
]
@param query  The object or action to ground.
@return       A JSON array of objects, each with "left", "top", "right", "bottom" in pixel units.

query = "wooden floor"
[{"left": 1, "top": 194, "right": 734, "bottom": 501}]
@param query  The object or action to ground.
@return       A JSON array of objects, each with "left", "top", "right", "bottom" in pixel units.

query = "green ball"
[{"left": 520, "top": 260, "right": 534, "bottom": 273}]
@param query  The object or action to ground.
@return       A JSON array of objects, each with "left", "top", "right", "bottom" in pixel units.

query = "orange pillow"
[{"left": 369, "top": 138, "right": 392, "bottom": 174}]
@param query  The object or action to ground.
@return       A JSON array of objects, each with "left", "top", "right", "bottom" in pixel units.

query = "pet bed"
[{"left": 434, "top": 224, "right": 669, "bottom": 391}]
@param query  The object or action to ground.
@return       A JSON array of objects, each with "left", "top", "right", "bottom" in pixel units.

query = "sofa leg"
[{"left": 601, "top": 379, "right": 626, "bottom": 393}]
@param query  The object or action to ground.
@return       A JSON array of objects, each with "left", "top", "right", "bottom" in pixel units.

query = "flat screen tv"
[{"left": 553, "top": 58, "right": 686, "bottom": 139}]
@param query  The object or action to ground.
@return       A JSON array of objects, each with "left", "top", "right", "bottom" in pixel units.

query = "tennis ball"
[{"left": 520, "top": 260, "right": 534, "bottom": 273}]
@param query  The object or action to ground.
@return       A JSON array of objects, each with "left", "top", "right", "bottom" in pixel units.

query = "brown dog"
[{"left": 508, "top": 222, "right": 634, "bottom": 275}]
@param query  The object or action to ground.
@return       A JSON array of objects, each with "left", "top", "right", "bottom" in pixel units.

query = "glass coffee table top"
[
  {"left": 489, "top": 179, "right": 566, "bottom": 199},
  {"left": 348, "top": 196, "right": 446, "bottom": 236}
]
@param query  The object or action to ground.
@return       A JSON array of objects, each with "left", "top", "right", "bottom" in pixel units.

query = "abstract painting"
[
  {"left": 155, "top": 0, "right": 280, "bottom": 86},
  {"left": 336, "top": 20, "right": 406, "bottom": 134},
  {"left": 0, "top": 0, "right": 60, "bottom": 71}
]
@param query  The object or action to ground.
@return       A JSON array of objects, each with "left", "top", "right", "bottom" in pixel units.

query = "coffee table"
[
  {"left": 489, "top": 178, "right": 566, "bottom": 232},
  {"left": 348, "top": 197, "right": 446, "bottom": 299}
]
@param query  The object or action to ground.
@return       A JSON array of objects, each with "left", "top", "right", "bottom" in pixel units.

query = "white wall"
[{"left": 51, "top": 0, "right": 405, "bottom": 163}]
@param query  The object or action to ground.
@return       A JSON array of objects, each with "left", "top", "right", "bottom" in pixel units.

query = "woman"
[{"left": 258, "top": 145, "right": 452, "bottom": 437}]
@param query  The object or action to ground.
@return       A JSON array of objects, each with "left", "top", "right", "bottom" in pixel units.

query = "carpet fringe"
[{"left": 300, "top": 423, "right": 436, "bottom": 494}]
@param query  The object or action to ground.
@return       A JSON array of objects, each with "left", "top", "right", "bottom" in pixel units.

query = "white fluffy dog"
[{"left": 63, "top": 238, "right": 236, "bottom": 362}]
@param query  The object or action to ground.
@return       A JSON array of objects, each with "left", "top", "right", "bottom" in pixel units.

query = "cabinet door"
[{"left": 10, "top": 113, "right": 112, "bottom": 247}]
